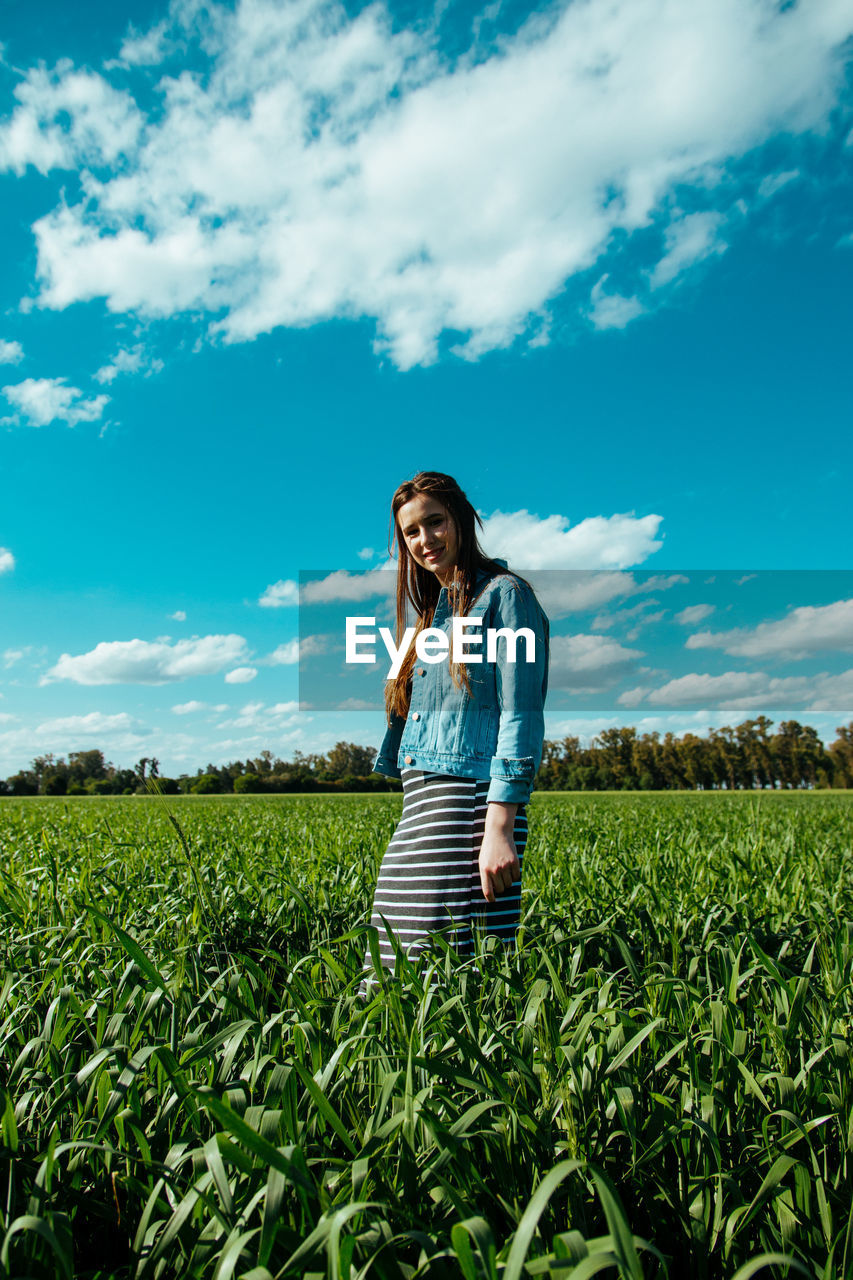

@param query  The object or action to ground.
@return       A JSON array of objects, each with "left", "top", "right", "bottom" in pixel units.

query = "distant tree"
[
  {"left": 537, "top": 737, "right": 577, "bottom": 790},
  {"left": 658, "top": 732, "right": 686, "bottom": 789},
  {"left": 593, "top": 727, "right": 638, "bottom": 790},
  {"left": 772, "top": 720, "right": 825, "bottom": 788},
  {"left": 30, "top": 755, "right": 70, "bottom": 796},
  {"left": 735, "top": 717, "right": 775, "bottom": 788},
  {"left": 254, "top": 750, "right": 274, "bottom": 777},
  {"left": 149, "top": 776, "right": 179, "bottom": 795},
  {"left": 69, "top": 750, "right": 108, "bottom": 784},
  {"left": 234, "top": 772, "right": 263, "bottom": 793},
  {"left": 189, "top": 773, "right": 223, "bottom": 795},
  {"left": 87, "top": 778, "right": 117, "bottom": 796},
  {"left": 631, "top": 732, "right": 663, "bottom": 790},
  {"left": 7, "top": 771, "right": 38, "bottom": 796},
  {"left": 32, "top": 754, "right": 57, "bottom": 784},
  {"left": 680, "top": 733, "right": 713, "bottom": 789},
  {"left": 322, "top": 742, "right": 376, "bottom": 780},
  {"left": 829, "top": 723, "right": 853, "bottom": 788}
]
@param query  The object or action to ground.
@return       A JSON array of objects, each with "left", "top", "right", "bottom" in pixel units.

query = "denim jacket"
[{"left": 373, "top": 562, "right": 549, "bottom": 803}]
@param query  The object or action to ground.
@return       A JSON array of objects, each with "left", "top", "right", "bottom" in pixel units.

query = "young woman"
[{"left": 365, "top": 471, "right": 549, "bottom": 977}]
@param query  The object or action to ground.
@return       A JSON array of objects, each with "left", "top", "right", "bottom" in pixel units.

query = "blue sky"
[{"left": 1, "top": 0, "right": 852, "bottom": 776}]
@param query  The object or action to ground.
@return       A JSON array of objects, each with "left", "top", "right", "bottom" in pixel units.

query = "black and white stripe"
[{"left": 364, "top": 768, "right": 527, "bottom": 974}]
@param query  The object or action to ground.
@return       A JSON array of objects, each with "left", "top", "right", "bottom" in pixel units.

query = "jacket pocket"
[{"left": 474, "top": 704, "right": 496, "bottom": 756}]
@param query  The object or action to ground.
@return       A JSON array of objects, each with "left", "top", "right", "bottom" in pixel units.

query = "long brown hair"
[{"left": 384, "top": 472, "right": 507, "bottom": 721}]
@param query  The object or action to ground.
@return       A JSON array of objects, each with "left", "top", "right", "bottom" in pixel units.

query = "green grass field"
[{"left": 0, "top": 791, "right": 851, "bottom": 1279}]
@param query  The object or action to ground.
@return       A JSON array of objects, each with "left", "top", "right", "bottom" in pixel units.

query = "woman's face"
[{"left": 397, "top": 493, "right": 460, "bottom": 586}]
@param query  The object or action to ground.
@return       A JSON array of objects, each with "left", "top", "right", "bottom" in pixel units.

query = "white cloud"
[
  {"left": 481, "top": 509, "right": 663, "bottom": 570},
  {"left": 302, "top": 567, "right": 396, "bottom": 603},
  {"left": 94, "top": 344, "right": 163, "bottom": 385},
  {"left": 0, "top": 340, "right": 23, "bottom": 364},
  {"left": 0, "top": 62, "right": 142, "bottom": 176},
  {"left": 624, "top": 610, "right": 665, "bottom": 641},
  {"left": 94, "top": 346, "right": 142, "bottom": 383},
  {"left": 0, "top": 548, "right": 14, "bottom": 574},
  {"left": 803, "top": 674, "right": 853, "bottom": 715},
  {"left": 218, "top": 699, "right": 301, "bottom": 730},
  {"left": 550, "top": 632, "right": 644, "bottom": 691},
  {"left": 170, "top": 610, "right": 187, "bottom": 621},
  {"left": 116, "top": 21, "right": 171, "bottom": 68},
  {"left": 686, "top": 598, "right": 853, "bottom": 659},
  {"left": 44, "top": 634, "right": 249, "bottom": 685},
  {"left": 266, "top": 635, "right": 327, "bottom": 665},
  {"left": 225, "top": 666, "right": 258, "bottom": 683},
  {"left": 529, "top": 571, "right": 685, "bottom": 618},
  {"left": 592, "top": 599, "right": 660, "bottom": 631},
  {"left": 35, "top": 710, "right": 148, "bottom": 737},
  {"left": 675, "top": 603, "right": 715, "bottom": 626},
  {"left": 545, "top": 708, "right": 719, "bottom": 744},
  {"left": 2, "top": 377, "right": 109, "bottom": 427},
  {"left": 758, "top": 169, "right": 799, "bottom": 199},
  {"left": 0, "top": 711, "right": 158, "bottom": 775},
  {"left": 532, "top": 572, "right": 638, "bottom": 616},
  {"left": 9, "top": 0, "right": 851, "bottom": 367},
  {"left": 618, "top": 684, "right": 655, "bottom": 706},
  {"left": 171, "top": 699, "right": 213, "bottom": 714},
  {"left": 261, "top": 569, "right": 397, "bottom": 608},
  {"left": 619, "top": 666, "right": 853, "bottom": 711},
  {"left": 357, "top": 546, "right": 376, "bottom": 561},
  {"left": 588, "top": 276, "right": 645, "bottom": 330},
  {"left": 266, "top": 640, "right": 299, "bottom": 665},
  {"left": 258, "top": 579, "right": 299, "bottom": 608},
  {"left": 648, "top": 211, "right": 727, "bottom": 289}
]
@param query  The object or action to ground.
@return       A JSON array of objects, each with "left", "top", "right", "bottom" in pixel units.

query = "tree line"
[
  {"left": 2, "top": 718, "right": 852, "bottom": 797},
  {"left": 537, "top": 718, "right": 853, "bottom": 791},
  {"left": 0, "top": 743, "right": 401, "bottom": 797}
]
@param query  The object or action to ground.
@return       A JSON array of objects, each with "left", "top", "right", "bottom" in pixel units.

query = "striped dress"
[{"left": 363, "top": 768, "right": 528, "bottom": 977}]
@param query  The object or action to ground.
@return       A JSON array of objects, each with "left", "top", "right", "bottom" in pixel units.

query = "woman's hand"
[{"left": 478, "top": 801, "right": 520, "bottom": 902}]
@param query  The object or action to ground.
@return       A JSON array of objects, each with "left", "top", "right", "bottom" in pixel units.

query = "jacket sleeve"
[
  {"left": 487, "top": 578, "right": 549, "bottom": 804},
  {"left": 373, "top": 710, "right": 405, "bottom": 779}
]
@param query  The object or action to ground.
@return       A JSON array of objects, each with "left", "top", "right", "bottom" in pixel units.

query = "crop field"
[{"left": 0, "top": 791, "right": 851, "bottom": 1280}]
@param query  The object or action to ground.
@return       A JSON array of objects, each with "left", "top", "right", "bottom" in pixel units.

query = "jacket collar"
[
  {"left": 437, "top": 560, "right": 508, "bottom": 601},
  {"left": 474, "top": 558, "right": 507, "bottom": 587}
]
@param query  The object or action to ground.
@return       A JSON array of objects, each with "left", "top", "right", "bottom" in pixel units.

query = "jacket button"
[
  {"left": 412, "top": 712, "right": 420, "bottom": 720},
  {"left": 404, "top": 755, "right": 413, "bottom": 764},
  {"left": 418, "top": 668, "right": 426, "bottom": 676}
]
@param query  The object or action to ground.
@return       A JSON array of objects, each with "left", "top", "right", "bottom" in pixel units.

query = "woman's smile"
[{"left": 397, "top": 493, "right": 460, "bottom": 585}]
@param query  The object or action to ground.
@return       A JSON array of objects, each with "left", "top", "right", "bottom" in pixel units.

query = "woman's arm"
[
  {"left": 477, "top": 577, "right": 548, "bottom": 900},
  {"left": 486, "top": 577, "right": 550, "bottom": 804},
  {"left": 478, "top": 800, "right": 520, "bottom": 901}
]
